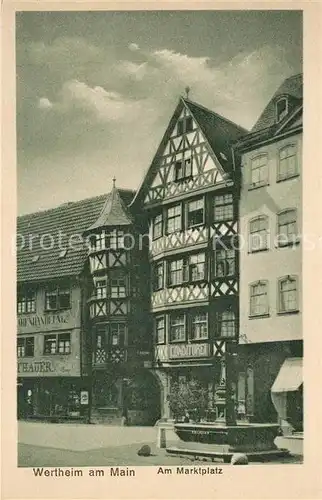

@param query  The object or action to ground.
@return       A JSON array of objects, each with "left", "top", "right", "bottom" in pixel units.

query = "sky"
[{"left": 16, "top": 10, "right": 302, "bottom": 215}]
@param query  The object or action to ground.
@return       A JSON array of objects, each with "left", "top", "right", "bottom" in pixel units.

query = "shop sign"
[
  {"left": 169, "top": 343, "right": 209, "bottom": 359},
  {"left": 18, "top": 313, "right": 70, "bottom": 329},
  {"left": 80, "top": 391, "right": 89, "bottom": 405},
  {"left": 18, "top": 360, "right": 54, "bottom": 374}
]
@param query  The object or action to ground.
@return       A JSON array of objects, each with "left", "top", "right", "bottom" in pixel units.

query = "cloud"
[
  {"left": 38, "top": 97, "right": 53, "bottom": 110},
  {"left": 128, "top": 43, "right": 140, "bottom": 52},
  {"left": 117, "top": 61, "right": 149, "bottom": 81}
]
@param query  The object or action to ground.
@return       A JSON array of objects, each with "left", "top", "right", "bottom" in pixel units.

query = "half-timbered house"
[{"left": 131, "top": 96, "right": 248, "bottom": 420}]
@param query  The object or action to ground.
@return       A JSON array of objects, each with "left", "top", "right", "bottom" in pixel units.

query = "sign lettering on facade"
[
  {"left": 169, "top": 343, "right": 209, "bottom": 359},
  {"left": 18, "top": 314, "right": 69, "bottom": 328},
  {"left": 17, "top": 360, "right": 54, "bottom": 374}
]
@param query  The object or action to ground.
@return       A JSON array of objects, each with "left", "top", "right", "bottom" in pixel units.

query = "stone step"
[{"left": 166, "top": 446, "right": 290, "bottom": 463}]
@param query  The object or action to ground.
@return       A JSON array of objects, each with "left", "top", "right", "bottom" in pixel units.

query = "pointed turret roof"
[{"left": 85, "top": 182, "right": 133, "bottom": 232}]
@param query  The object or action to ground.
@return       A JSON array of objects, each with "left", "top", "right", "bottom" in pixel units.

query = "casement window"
[
  {"left": 110, "top": 323, "right": 125, "bottom": 346},
  {"left": 44, "top": 333, "right": 71, "bottom": 354},
  {"left": 278, "top": 145, "right": 298, "bottom": 180},
  {"left": 277, "top": 209, "right": 298, "bottom": 246},
  {"left": 187, "top": 198, "right": 204, "bottom": 228},
  {"left": 169, "top": 313, "right": 185, "bottom": 342},
  {"left": 45, "top": 286, "right": 71, "bottom": 311},
  {"left": 189, "top": 253, "right": 206, "bottom": 281},
  {"left": 215, "top": 248, "right": 235, "bottom": 277},
  {"left": 17, "top": 337, "right": 34, "bottom": 357},
  {"left": 95, "top": 232, "right": 107, "bottom": 251},
  {"left": 175, "top": 157, "right": 193, "bottom": 181},
  {"left": 214, "top": 194, "right": 234, "bottom": 222},
  {"left": 250, "top": 281, "right": 269, "bottom": 317},
  {"left": 17, "top": 288, "right": 36, "bottom": 314},
  {"left": 152, "top": 213, "right": 163, "bottom": 240},
  {"left": 95, "top": 323, "right": 108, "bottom": 352},
  {"left": 249, "top": 216, "right": 268, "bottom": 252},
  {"left": 109, "top": 229, "right": 124, "bottom": 250},
  {"left": 168, "top": 259, "right": 184, "bottom": 286},
  {"left": 177, "top": 116, "right": 193, "bottom": 136},
  {"left": 278, "top": 276, "right": 298, "bottom": 313},
  {"left": 217, "top": 310, "right": 236, "bottom": 338},
  {"left": 155, "top": 316, "right": 165, "bottom": 344},
  {"left": 166, "top": 205, "right": 182, "bottom": 234},
  {"left": 190, "top": 312, "right": 208, "bottom": 340},
  {"left": 250, "top": 155, "right": 268, "bottom": 188},
  {"left": 95, "top": 279, "right": 107, "bottom": 299},
  {"left": 153, "top": 262, "right": 164, "bottom": 291},
  {"left": 111, "top": 277, "right": 126, "bottom": 298},
  {"left": 276, "top": 97, "right": 288, "bottom": 123}
]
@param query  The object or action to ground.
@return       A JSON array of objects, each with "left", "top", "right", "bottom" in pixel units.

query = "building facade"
[
  {"left": 131, "top": 97, "right": 247, "bottom": 421},
  {"left": 235, "top": 74, "right": 303, "bottom": 431}
]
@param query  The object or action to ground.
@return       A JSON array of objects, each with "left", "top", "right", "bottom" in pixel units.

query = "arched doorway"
[{"left": 125, "top": 371, "right": 161, "bottom": 426}]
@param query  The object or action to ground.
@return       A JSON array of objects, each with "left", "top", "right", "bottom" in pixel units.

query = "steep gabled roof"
[
  {"left": 17, "top": 189, "right": 135, "bottom": 283},
  {"left": 131, "top": 97, "right": 248, "bottom": 206},
  {"left": 85, "top": 185, "right": 133, "bottom": 232},
  {"left": 252, "top": 73, "right": 303, "bottom": 132}
]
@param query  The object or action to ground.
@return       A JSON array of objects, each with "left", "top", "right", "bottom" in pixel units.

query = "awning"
[{"left": 271, "top": 357, "right": 303, "bottom": 393}]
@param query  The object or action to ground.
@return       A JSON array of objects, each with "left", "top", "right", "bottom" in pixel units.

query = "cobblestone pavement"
[{"left": 18, "top": 421, "right": 303, "bottom": 468}]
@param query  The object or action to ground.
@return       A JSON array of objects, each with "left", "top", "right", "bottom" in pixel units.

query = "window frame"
[
  {"left": 44, "top": 286, "right": 71, "bottom": 312},
  {"left": 95, "top": 278, "right": 107, "bottom": 299},
  {"left": 277, "top": 144, "right": 298, "bottom": 181},
  {"left": 152, "top": 212, "right": 163, "bottom": 240},
  {"left": 249, "top": 215, "right": 269, "bottom": 253},
  {"left": 277, "top": 208, "right": 298, "bottom": 247},
  {"left": 166, "top": 204, "right": 182, "bottom": 234},
  {"left": 214, "top": 248, "right": 236, "bottom": 277},
  {"left": 249, "top": 154, "right": 269, "bottom": 189},
  {"left": 174, "top": 156, "right": 193, "bottom": 182},
  {"left": 155, "top": 315, "right": 166, "bottom": 344},
  {"left": 278, "top": 275, "right": 299, "bottom": 314},
  {"left": 153, "top": 262, "right": 164, "bottom": 291},
  {"left": 169, "top": 312, "right": 186, "bottom": 343},
  {"left": 168, "top": 258, "right": 185, "bottom": 286},
  {"left": 189, "top": 252, "right": 206, "bottom": 282},
  {"left": 217, "top": 309, "right": 236, "bottom": 338},
  {"left": 190, "top": 311, "right": 208, "bottom": 340},
  {"left": 110, "top": 322, "right": 126, "bottom": 346},
  {"left": 276, "top": 97, "right": 289, "bottom": 123},
  {"left": 110, "top": 276, "right": 127, "bottom": 298},
  {"left": 187, "top": 197, "right": 205, "bottom": 228},
  {"left": 249, "top": 280, "right": 269, "bottom": 318},
  {"left": 17, "top": 288, "right": 36, "bottom": 315},
  {"left": 17, "top": 336, "right": 34, "bottom": 358},
  {"left": 213, "top": 194, "right": 234, "bottom": 222},
  {"left": 44, "top": 332, "right": 71, "bottom": 355}
]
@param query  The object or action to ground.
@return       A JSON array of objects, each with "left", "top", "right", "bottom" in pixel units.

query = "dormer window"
[{"left": 276, "top": 97, "right": 288, "bottom": 123}]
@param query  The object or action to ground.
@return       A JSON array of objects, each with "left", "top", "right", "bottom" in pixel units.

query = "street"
[{"left": 18, "top": 421, "right": 303, "bottom": 467}]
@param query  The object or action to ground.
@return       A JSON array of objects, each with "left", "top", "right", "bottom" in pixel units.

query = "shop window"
[
  {"left": 249, "top": 281, "right": 269, "bottom": 317},
  {"left": 278, "top": 145, "right": 298, "bottom": 181},
  {"left": 17, "top": 337, "right": 34, "bottom": 357},
  {"left": 111, "top": 277, "right": 126, "bottom": 298},
  {"left": 249, "top": 215, "right": 269, "bottom": 252},
  {"left": 277, "top": 209, "right": 298, "bottom": 246},
  {"left": 153, "top": 262, "right": 164, "bottom": 291},
  {"left": 44, "top": 332, "right": 71, "bottom": 355},
  {"left": 155, "top": 316, "right": 165, "bottom": 344},
  {"left": 187, "top": 198, "right": 204, "bottom": 228},
  {"left": 45, "top": 286, "right": 71, "bottom": 311},
  {"left": 152, "top": 213, "right": 163, "bottom": 240},
  {"left": 214, "top": 194, "right": 234, "bottom": 222},
  {"left": 110, "top": 323, "right": 125, "bottom": 346},
  {"left": 17, "top": 288, "right": 36, "bottom": 314},
  {"left": 250, "top": 155, "right": 268, "bottom": 188},
  {"left": 166, "top": 204, "right": 182, "bottom": 234},
  {"left": 215, "top": 248, "right": 235, "bottom": 276},
  {"left": 169, "top": 313, "right": 185, "bottom": 342},
  {"left": 217, "top": 309, "right": 236, "bottom": 338},
  {"left": 190, "top": 312, "right": 208, "bottom": 340},
  {"left": 278, "top": 276, "right": 298, "bottom": 313},
  {"left": 95, "top": 279, "right": 107, "bottom": 298},
  {"left": 189, "top": 253, "right": 205, "bottom": 281}
]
